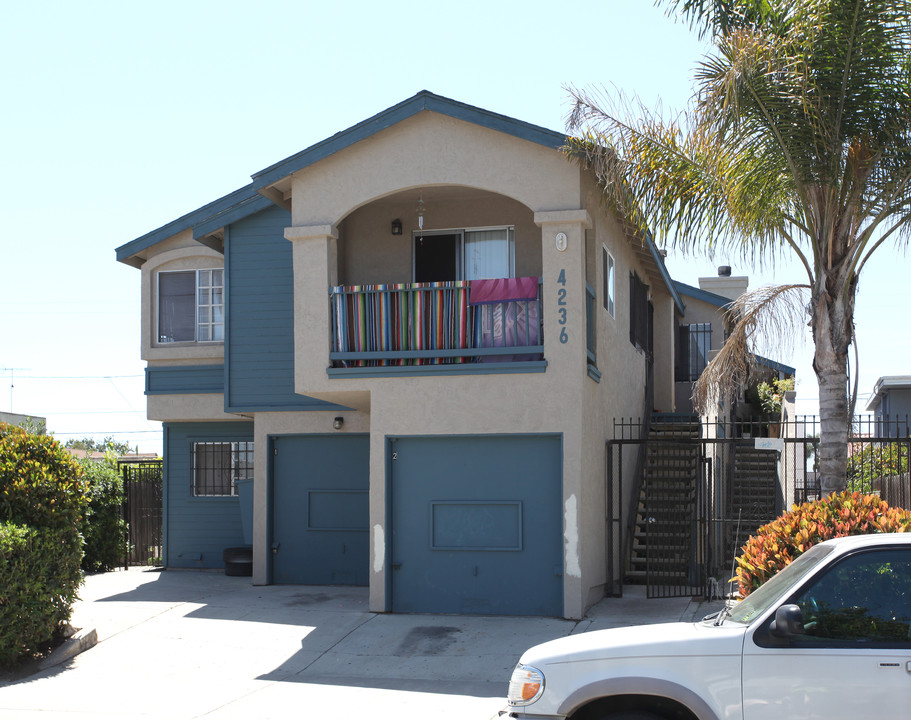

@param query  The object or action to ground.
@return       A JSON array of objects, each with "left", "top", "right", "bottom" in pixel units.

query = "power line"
[
  {"left": 7, "top": 374, "right": 143, "bottom": 380},
  {"left": 52, "top": 430, "right": 161, "bottom": 436}
]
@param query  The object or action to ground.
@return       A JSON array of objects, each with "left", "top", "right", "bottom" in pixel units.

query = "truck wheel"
[{"left": 602, "top": 713, "right": 665, "bottom": 720}]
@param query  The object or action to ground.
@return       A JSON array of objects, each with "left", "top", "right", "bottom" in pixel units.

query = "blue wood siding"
[
  {"left": 225, "top": 205, "right": 341, "bottom": 411},
  {"left": 145, "top": 365, "right": 224, "bottom": 395},
  {"left": 164, "top": 421, "right": 253, "bottom": 569}
]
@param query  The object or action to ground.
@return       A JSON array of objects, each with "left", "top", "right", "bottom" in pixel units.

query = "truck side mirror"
[{"left": 770, "top": 604, "right": 804, "bottom": 638}]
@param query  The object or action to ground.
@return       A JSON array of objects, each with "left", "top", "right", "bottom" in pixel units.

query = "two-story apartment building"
[{"left": 117, "top": 91, "right": 692, "bottom": 620}]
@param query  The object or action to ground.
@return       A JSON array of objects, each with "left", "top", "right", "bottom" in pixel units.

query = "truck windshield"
[{"left": 726, "top": 543, "right": 835, "bottom": 625}]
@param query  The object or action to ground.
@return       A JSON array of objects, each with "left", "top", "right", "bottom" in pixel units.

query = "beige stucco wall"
[
  {"left": 288, "top": 112, "right": 580, "bottom": 227},
  {"left": 146, "top": 393, "right": 241, "bottom": 422},
  {"left": 338, "top": 192, "right": 541, "bottom": 284},
  {"left": 275, "top": 113, "right": 682, "bottom": 618}
]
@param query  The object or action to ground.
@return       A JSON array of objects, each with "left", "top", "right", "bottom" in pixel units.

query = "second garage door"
[{"left": 390, "top": 434, "right": 563, "bottom": 616}]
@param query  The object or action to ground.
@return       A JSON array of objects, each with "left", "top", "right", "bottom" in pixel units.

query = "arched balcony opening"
[{"left": 329, "top": 186, "right": 544, "bottom": 370}]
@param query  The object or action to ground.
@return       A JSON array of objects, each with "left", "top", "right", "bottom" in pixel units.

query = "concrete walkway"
[{"left": 0, "top": 569, "right": 725, "bottom": 720}]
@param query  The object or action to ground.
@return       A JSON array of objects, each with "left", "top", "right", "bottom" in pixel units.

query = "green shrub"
[
  {"left": 80, "top": 457, "right": 127, "bottom": 572},
  {"left": 0, "top": 423, "right": 88, "bottom": 667},
  {"left": 735, "top": 491, "right": 911, "bottom": 597},
  {"left": 0, "top": 522, "right": 84, "bottom": 668},
  {"left": 847, "top": 442, "right": 910, "bottom": 494},
  {"left": 0, "top": 423, "right": 87, "bottom": 531}
]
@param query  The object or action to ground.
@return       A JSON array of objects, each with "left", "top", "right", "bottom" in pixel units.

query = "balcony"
[{"left": 328, "top": 278, "right": 544, "bottom": 374}]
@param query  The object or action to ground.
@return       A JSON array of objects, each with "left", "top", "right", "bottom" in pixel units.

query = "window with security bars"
[
  {"left": 676, "top": 323, "right": 712, "bottom": 381},
  {"left": 192, "top": 441, "right": 254, "bottom": 496},
  {"left": 628, "top": 271, "right": 650, "bottom": 353}
]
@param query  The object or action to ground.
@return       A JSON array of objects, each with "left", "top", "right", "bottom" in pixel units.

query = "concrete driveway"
[{"left": 0, "top": 569, "right": 723, "bottom": 720}]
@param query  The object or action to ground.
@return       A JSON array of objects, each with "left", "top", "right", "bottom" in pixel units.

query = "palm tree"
[{"left": 566, "top": 0, "right": 911, "bottom": 495}]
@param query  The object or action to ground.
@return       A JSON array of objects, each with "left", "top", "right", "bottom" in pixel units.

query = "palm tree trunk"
[{"left": 812, "top": 288, "right": 851, "bottom": 495}]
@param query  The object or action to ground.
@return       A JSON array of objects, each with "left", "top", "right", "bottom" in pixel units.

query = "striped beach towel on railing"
[{"left": 330, "top": 281, "right": 470, "bottom": 366}]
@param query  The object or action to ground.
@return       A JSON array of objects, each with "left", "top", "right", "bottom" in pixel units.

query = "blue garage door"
[
  {"left": 271, "top": 435, "right": 369, "bottom": 585},
  {"left": 390, "top": 435, "right": 562, "bottom": 616}
]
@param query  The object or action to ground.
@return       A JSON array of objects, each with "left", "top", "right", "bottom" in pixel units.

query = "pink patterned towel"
[{"left": 469, "top": 276, "right": 539, "bottom": 305}]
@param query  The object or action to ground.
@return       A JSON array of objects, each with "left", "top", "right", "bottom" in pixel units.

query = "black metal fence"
[
  {"left": 119, "top": 459, "right": 163, "bottom": 567},
  {"left": 607, "top": 415, "right": 911, "bottom": 600}
]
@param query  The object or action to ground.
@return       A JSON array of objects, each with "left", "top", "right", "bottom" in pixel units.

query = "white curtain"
[{"left": 464, "top": 228, "right": 513, "bottom": 280}]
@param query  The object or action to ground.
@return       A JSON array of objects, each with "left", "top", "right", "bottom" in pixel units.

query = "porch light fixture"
[
  {"left": 391, "top": 218, "right": 403, "bottom": 235},
  {"left": 333, "top": 416, "right": 344, "bottom": 430}
]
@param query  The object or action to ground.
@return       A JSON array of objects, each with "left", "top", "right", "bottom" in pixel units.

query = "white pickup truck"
[{"left": 506, "top": 533, "right": 911, "bottom": 720}]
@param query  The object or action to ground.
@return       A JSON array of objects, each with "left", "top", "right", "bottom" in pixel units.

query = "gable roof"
[
  {"left": 115, "top": 185, "right": 271, "bottom": 267},
  {"left": 114, "top": 90, "right": 680, "bottom": 315},
  {"left": 116, "top": 91, "right": 569, "bottom": 267},
  {"left": 251, "top": 90, "right": 568, "bottom": 190}
]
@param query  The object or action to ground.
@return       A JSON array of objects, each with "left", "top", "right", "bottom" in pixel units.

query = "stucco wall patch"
[
  {"left": 564, "top": 494, "right": 581, "bottom": 578},
  {"left": 373, "top": 524, "right": 385, "bottom": 573}
]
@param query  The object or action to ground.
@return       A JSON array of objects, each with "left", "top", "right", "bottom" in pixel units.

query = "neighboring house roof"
[
  {"left": 0, "top": 411, "right": 46, "bottom": 428},
  {"left": 673, "top": 280, "right": 734, "bottom": 310},
  {"left": 65, "top": 448, "right": 161, "bottom": 462},
  {"left": 755, "top": 355, "right": 796, "bottom": 377},
  {"left": 114, "top": 91, "right": 684, "bottom": 312},
  {"left": 865, "top": 375, "right": 911, "bottom": 412},
  {"left": 673, "top": 281, "right": 795, "bottom": 378}
]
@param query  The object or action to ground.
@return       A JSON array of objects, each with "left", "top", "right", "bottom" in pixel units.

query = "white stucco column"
[
  {"left": 285, "top": 224, "right": 339, "bottom": 396},
  {"left": 535, "top": 209, "right": 592, "bottom": 620}
]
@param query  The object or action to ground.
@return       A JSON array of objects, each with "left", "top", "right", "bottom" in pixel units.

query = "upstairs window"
[
  {"left": 192, "top": 441, "right": 253, "bottom": 497},
  {"left": 629, "top": 271, "right": 651, "bottom": 353},
  {"left": 158, "top": 269, "right": 224, "bottom": 343}
]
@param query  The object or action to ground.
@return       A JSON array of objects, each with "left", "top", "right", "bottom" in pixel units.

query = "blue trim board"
[
  {"left": 116, "top": 185, "right": 262, "bottom": 264},
  {"left": 145, "top": 365, "right": 225, "bottom": 395},
  {"left": 251, "top": 91, "right": 567, "bottom": 190},
  {"left": 162, "top": 424, "right": 169, "bottom": 569},
  {"left": 193, "top": 194, "right": 274, "bottom": 240},
  {"left": 327, "top": 361, "right": 547, "bottom": 378},
  {"left": 644, "top": 231, "right": 686, "bottom": 315}
]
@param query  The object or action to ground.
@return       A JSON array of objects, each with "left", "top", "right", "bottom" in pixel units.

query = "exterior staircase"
[
  {"left": 729, "top": 444, "right": 781, "bottom": 552},
  {"left": 628, "top": 414, "right": 702, "bottom": 586}
]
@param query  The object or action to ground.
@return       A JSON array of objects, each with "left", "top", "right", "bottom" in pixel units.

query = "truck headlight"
[{"left": 508, "top": 663, "right": 545, "bottom": 706}]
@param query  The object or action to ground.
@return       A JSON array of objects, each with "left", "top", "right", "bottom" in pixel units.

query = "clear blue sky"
[{"left": 1, "top": 1, "right": 903, "bottom": 455}]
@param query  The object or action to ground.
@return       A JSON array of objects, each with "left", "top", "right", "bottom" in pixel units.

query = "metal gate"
[
  {"left": 607, "top": 416, "right": 910, "bottom": 600},
  {"left": 120, "top": 460, "right": 163, "bottom": 567}
]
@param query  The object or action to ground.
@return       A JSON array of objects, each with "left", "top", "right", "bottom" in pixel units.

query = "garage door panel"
[
  {"left": 431, "top": 501, "right": 523, "bottom": 550},
  {"left": 391, "top": 435, "right": 562, "bottom": 616},
  {"left": 309, "top": 490, "right": 368, "bottom": 531},
  {"left": 272, "top": 435, "right": 369, "bottom": 586}
]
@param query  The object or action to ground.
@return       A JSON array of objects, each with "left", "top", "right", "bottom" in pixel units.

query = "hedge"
[
  {"left": 0, "top": 523, "right": 84, "bottom": 668},
  {"left": 80, "top": 457, "right": 127, "bottom": 572}
]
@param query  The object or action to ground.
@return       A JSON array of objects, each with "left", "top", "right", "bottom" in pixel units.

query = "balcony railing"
[{"left": 329, "top": 279, "right": 543, "bottom": 368}]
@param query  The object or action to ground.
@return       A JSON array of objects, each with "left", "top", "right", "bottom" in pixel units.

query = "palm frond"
[{"left": 692, "top": 284, "right": 809, "bottom": 413}]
